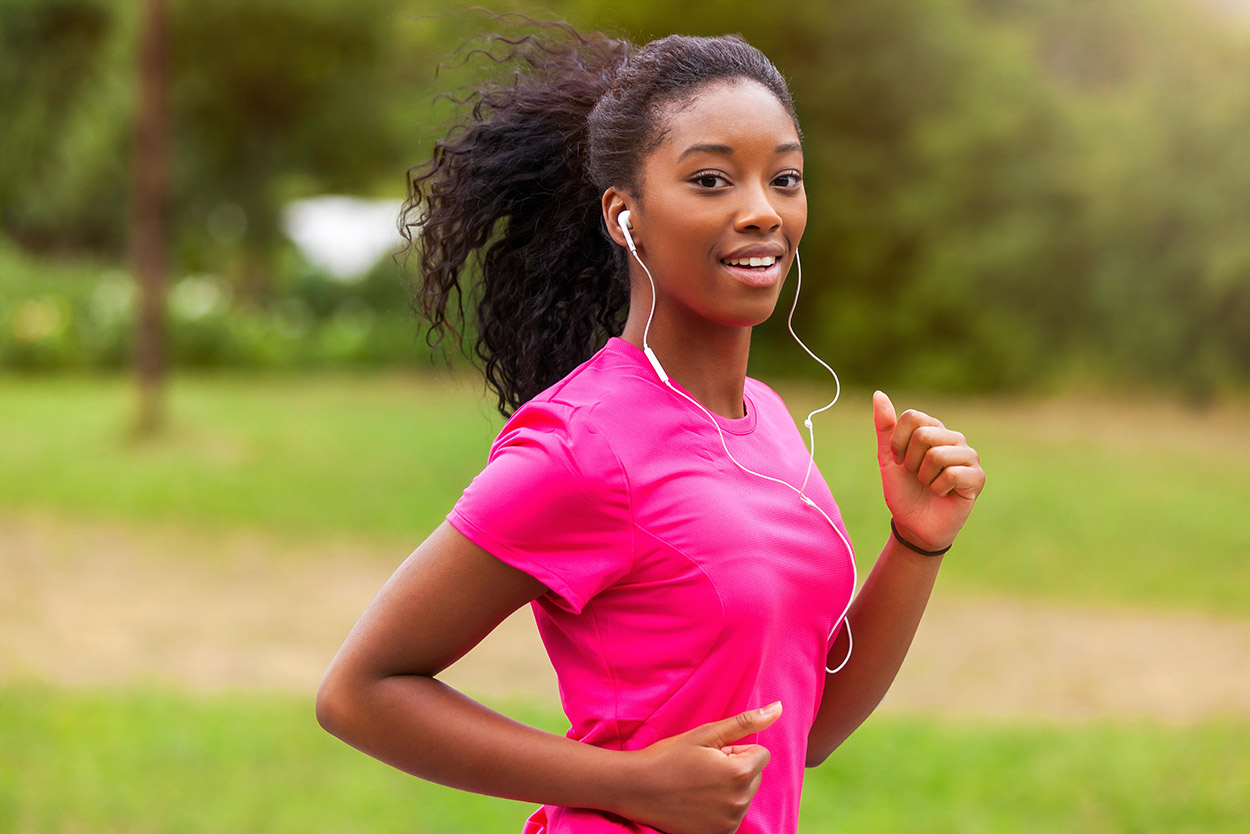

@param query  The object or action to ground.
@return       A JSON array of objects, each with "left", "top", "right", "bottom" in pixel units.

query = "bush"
[{"left": 0, "top": 239, "right": 433, "bottom": 373}]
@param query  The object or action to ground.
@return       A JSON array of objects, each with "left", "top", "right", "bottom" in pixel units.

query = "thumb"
[
  {"left": 873, "top": 390, "right": 898, "bottom": 467},
  {"left": 691, "top": 702, "right": 783, "bottom": 750}
]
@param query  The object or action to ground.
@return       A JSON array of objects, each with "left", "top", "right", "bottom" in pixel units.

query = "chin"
[{"left": 719, "top": 306, "right": 782, "bottom": 330}]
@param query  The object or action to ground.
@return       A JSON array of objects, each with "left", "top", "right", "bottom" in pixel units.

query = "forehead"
[{"left": 651, "top": 79, "right": 801, "bottom": 159}]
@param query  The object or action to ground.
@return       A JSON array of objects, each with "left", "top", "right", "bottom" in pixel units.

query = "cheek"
[{"left": 659, "top": 213, "right": 720, "bottom": 256}]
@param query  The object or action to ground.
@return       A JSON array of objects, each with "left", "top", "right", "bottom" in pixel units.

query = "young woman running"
[{"left": 317, "top": 24, "right": 985, "bottom": 834}]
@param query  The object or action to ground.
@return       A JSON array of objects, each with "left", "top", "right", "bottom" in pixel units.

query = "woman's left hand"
[{"left": 872, "top": 390, "right": 985, "bottom": 553}]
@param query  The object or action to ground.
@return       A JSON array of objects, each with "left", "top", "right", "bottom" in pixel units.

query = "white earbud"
[
  {"left": 617, "top": 209, "right": 667, "bottom": 382},
  {"left": 618, "top": 210, "right": 637, "bottom": 254}
]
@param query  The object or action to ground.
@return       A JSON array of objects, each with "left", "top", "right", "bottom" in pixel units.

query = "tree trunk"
[{"left": 132, "top": 0, "right": 170, "bottom": 436}]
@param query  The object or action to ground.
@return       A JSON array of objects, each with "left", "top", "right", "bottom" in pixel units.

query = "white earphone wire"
[
  {"left": 626, "top": 232, "right": 856, "bottom": 674},
  {"left": 787, "top": 250, "right": 842, "bottom": 496}
]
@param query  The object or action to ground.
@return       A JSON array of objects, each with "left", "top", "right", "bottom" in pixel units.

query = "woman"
[{"left": 317, "top": 23, "right": 984, "bottom": 834}]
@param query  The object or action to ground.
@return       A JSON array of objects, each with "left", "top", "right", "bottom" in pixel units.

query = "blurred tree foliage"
[
  {"left": 1, "top": 0, "right": 435, "bottom": 284},
  {"left": 169, "top": 0, "right": 404, "bottom": 297},
  {"left": 580, "top": 0, "right": 1250, "bottom": 398},
  {"left": 0, "top": 0, "right": 131, "bottom": 252},
  {"left": 1, "top": 0, "right": 1247, "bottom": 397}
]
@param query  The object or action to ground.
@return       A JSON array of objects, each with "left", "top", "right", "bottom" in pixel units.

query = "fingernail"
[{"left": 760, "top": 701, "right": 782, "bottom": 717}]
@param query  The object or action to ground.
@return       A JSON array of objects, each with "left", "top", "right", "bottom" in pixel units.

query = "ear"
[{"left": 601, "top": 188, "right": 633, "bottom": 250}]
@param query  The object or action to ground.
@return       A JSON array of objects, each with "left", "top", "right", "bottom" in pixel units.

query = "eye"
[
  {"left": 691, "top": 171, "right": 729, "bottom": 189},
  {"left": 773, "top": 170, "right": 803, "bottom": 189}
]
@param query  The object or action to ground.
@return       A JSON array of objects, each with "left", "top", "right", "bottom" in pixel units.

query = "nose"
[{"left": 734, "top": 185, "right": 783, "bottom": 233}]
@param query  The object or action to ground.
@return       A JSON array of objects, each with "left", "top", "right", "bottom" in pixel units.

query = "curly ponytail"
[
  {"left": 403, "top": 21, "right": 633, "bottom": 416},
  {"left": 404, "top": 20, "right": 797, "bottom": 417}
]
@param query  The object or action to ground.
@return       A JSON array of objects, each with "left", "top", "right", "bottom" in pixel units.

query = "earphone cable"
[{"left": 632, "top": 241, "right": 857, "bottom": 675}]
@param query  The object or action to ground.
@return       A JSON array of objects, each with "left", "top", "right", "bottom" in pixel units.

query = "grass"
[
  {"left": 802, "top": 711, "right": 1250, "bottom": 834},
  {"left": 1, "top": 373, "right": 1246, "bottom": 617},
  {"left": 0, "top": 684, "right": 1245, "bottom": 834},
  {"left": 0, "top": 684, "right": 544, "bottom": 834},
  {"left": 0, "top": 372, "right": 501, "bottom": 541},
  {"left": 2, "top": 374, "right": 1247, "bottom": 832}
]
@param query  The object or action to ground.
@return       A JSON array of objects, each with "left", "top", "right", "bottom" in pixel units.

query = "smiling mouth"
[
  {"left": 720, "top": 254, "right": 784, "bottom": 288},
  {"left": 721, "top": 256, "right": 777, "bottom": 268}
]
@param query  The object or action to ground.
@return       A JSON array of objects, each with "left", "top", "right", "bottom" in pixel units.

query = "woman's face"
[{"left": 627, "top": 79, "right": 807, "bottom": 333}]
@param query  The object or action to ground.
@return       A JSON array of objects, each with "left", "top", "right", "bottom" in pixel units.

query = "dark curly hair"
[{"left": 402, "top": 18, "right": 798, "bottom": 416}]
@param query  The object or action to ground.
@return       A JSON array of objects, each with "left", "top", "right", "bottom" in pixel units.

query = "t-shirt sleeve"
[{"left": 447, "top": 401, "right": 634, "bottom": 614}]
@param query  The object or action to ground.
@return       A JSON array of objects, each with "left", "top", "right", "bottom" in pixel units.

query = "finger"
[
  {"left": 915, "top": 442, "right": 979, "bottom": 489},
  {"left": 721, "top": 743, "right": 772, "bottom": 768},
  {"left": 891, "top": 409, "right": 946, "bottom": 469},
  {"left": 873, "top": 391, "right": 898, "bottom": 466},
  {"left": 900, "top": 426, "right": 965, "bottom": 475},
  {"left": 929, "top": 463, "right": 986, "bottom": 500},
  {"left": 692, "top": 702, "right": 783, "bottom": 749},
  {"left": 719, "top": 744, "right": 763, "bottom": 756},
  {"left": 719, "top": 743, "right": 772, "bottom": 819}
]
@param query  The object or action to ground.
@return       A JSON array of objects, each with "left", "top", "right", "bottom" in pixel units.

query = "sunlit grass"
[
  {"left": 1, "top": 374, "right": 1245, "bottom": 617},
  {"left": 0, "top": 684, "right": 542, "bottom": 834},
  {"left": 0, "top": 371, "right": 501, "bottom": 540},
  {"left": 1, "top": 684, "right": 1245, "bottom": 834},
  {"left": 802, "top": 709, "right": 1250, "bottom": 834}
]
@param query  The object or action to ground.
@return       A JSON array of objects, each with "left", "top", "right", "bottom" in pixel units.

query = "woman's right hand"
[
  {"left": 319, "top": 522, "right": 780, "bottom": 833},
  {"left": 617, "top": 702, "right": 783, "bottom": 834}
]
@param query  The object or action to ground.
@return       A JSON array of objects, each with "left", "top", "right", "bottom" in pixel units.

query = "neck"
[{"left": 621, "top": 305, "right": 752, "bottom": 420}]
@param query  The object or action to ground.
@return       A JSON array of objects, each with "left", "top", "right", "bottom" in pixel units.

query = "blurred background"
[{"left": 1, "top": 0, "right": 1247, "bottom": 831}]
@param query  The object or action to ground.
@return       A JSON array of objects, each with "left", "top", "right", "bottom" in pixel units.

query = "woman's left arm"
[{"left": 807, "top": 391, "right": 986, "bottom": 766}]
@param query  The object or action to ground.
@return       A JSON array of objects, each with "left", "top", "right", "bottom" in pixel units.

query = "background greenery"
[
  {"left": 2, "top": 373, "right": 1247, "bottom": 617},
  {"left": 1, "top": 373, "right": 1247, "bottom": 832},
  {"left": 2, "top": 684, "right": 1245, "bottom": 834},
  {"left": 3, "top": 0, "right": 1248, "bottom": 831},
  {"left": 3, "top": 0, "right": 1249, "bottom": 399}
]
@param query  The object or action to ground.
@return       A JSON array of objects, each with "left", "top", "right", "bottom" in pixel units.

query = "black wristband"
[{"left": 891, "top": 519, "right": 952, "bottom": 557}]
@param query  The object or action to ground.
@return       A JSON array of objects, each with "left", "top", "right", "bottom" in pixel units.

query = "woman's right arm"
[{"left": 316, "top": 521, "right": 780, "bottom": 834}]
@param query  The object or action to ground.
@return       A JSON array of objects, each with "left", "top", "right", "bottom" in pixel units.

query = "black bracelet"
[{"left": 890, "top": 519, "right": 952, "bottom": 557}]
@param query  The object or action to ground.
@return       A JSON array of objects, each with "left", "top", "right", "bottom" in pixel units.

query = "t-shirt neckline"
[{"left": 605, "top": 337, "right": 758, "bottom": 435}]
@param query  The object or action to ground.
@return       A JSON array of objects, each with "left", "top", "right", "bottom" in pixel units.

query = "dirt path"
[{"left": 3, "top": 511, "right": 1246, "bottom": 723}]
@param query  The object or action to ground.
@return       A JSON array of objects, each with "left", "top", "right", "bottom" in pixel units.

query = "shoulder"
[
  {"left": 499, "top": 338, "right": 667, "bottom": 444},
  {"left": 544, "top": 338, "right": 661, "bottom": 409},
  {"left": 488, "top": 399, "right": 622, "bottom": 491},
  {"left": 488, "top": 344, "right": 650, "bottom": 485},
  {"left": 460, "top": 366, "right": 636, "bottom": 550}
]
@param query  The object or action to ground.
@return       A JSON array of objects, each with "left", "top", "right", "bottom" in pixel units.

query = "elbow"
[
  {"left": 805, "top": 743, "right": 833, "bottom": 769},
  {"left": 806, "top": 717, "right": 865, "bottom": 768},
  {"left": 806, "top": 706, "right": 880, "bottom": 767},
  {"left": 315, "top": 667, "right": 354, "bottom": 740}
]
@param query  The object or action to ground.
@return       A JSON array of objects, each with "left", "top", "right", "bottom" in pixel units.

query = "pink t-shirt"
[{"left": 448, "top": 337, "right": 856, "bottom": 834}]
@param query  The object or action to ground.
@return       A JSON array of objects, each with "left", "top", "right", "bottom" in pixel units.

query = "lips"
[
  {"left": 720, "top": 246, "right": 788, "bottom": 287},
  {"left": 721, "top": 244, "right": 787, "bottom": 264}
]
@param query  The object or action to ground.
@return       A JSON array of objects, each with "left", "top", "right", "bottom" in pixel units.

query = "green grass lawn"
[
  {"left": 1, "top": 373, "right": 1246, "bottom": 617},
  {"left": 2, "top": 374, "right": 1248, "bottom": 832},
  {"left": 1, "top": 684, "right": 1245, "bottom": 834}
]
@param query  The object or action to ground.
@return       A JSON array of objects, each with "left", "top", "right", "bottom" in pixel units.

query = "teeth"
[{"left": 725, "top": 256, "right": 776, "bottom": 267}]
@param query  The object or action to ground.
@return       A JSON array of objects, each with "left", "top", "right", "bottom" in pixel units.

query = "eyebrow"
[{"left": 677, "top": 141, "right": 802, "bottom": 161}]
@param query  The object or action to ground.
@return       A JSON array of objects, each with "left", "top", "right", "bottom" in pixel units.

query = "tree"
[
  {"left": 0, "top": 0, "right": 130, "bottom": 253},
  {"left": 167, "top": 0, "right": 406, "bottom": 297},
  {"left": 132, "top": 0, "right": 169, "bottom": 434}
]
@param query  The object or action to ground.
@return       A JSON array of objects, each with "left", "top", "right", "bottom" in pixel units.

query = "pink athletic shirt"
[{"left": 448, "top": 337, "right": 856, "bottom": 834}]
